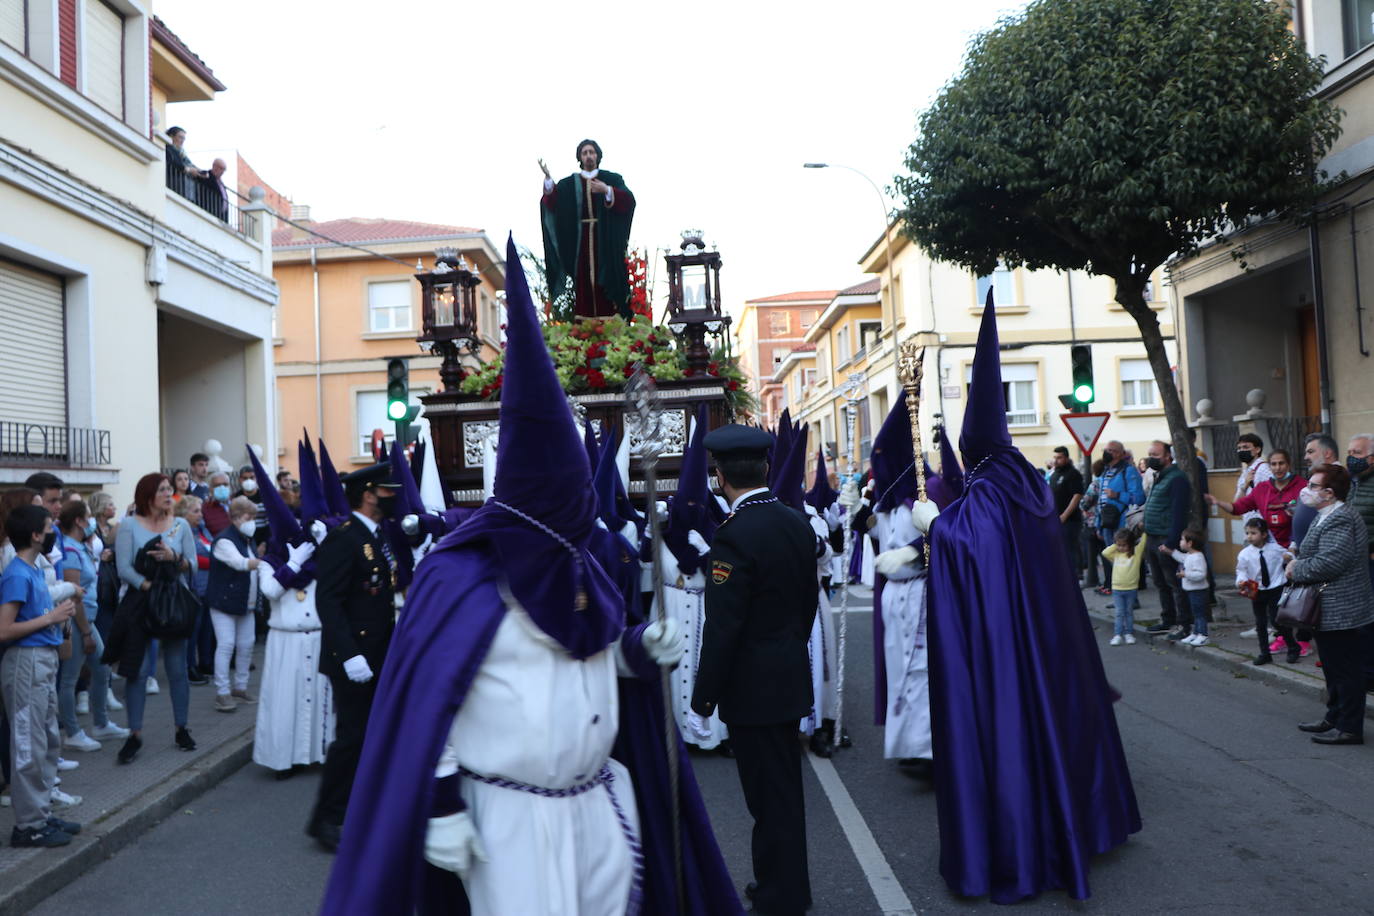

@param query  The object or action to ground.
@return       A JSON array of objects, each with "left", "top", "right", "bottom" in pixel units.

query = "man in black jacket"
[
  {"left": 693, "top": 425, "right": 819, "bottom": 916},
  {"left": 306, "top": 462, "right": 399, "bottom": 852}
]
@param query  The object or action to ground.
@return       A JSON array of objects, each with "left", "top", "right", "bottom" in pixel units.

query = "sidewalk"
[
  {"left": 1079, "top": 582, "right": 1374, "bottom": 721},
  {"left": 0, "top": 650, "right": 262, "bottom": 916}
]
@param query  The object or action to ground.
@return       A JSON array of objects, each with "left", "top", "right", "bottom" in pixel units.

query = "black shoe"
[
  {"left": 46, "top": 815, "right": 81, "bottom": 836},
  {"left": 898, "top": 758, "right": 934, "bottom": 781},
  {"left": 715, "top": 740, "right": 735, "bottom": 759},
  {"left": 836, "top": 730, "right": 852, "bottom": 749},
  {"left": 1167, "top": 629, "right": 1191, "bottom": 641},
  {"left": 1146, "top": 622, "right": 1170, "bottom": 634},
  {"left": 1298, "top": 719, "right": 1335, "bottom": 733},
  {"left": 187, "top": 671, "right": 209, "bottom": 686},
  {"left": 1287, "top": 650, "right": 1300, "bottom": 664},
  {"left": 11, "top": 823, "right": 72, "bottom": 847},
  {"left": 273, "top": 767, "right": 297, "bottom": 781},
  {"left": 117, "top": 734, "right": 143, "bottom": 764},
  {"left": 1253, "top": 654, "right": 1272, "bottom": 666},
  {"left": 306, "top": 818, "right": 341, "bottom": 853},
  {"left": 175, "top": 727, "right": 196, "bottom": 751},
  {"left": 1312, "top": 731, "right": 1363, "bottom": 745},
  {"left": 808, "top": 732, "right": 833, "bottom": 758},
  {"left": 744, "top": 881, "right": 758, "bottom": 901}
]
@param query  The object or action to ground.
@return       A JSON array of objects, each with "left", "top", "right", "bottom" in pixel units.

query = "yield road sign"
[{"left": 1058, "top": 412, "right": 1110, "bottom": 454}]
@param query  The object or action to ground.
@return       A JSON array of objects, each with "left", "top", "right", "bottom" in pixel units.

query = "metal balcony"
[{"left": 0, "top": 421, "right": 113, "bottom": 468}]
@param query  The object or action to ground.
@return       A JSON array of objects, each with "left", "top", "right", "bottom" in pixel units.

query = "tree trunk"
[{"left": 1114, "top": 277, "right": 1207, "bottom": 534}]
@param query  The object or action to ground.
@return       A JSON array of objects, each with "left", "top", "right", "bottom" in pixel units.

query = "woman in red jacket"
[{"left": 1208, "top": 449, "right": 1306, "bottom": 548}]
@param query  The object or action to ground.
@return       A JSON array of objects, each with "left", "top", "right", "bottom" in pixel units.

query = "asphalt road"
[{"left": 33, "top": 593, "right": 1374, "bottom": 914}]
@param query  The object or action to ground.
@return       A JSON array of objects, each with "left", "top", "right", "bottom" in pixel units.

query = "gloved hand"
[
  {"left": 641, "top": 618, "right": 686, "bottom": 667},
  {"left": 686, "top": 529, "right": 711, "bottom": 556},
  {"left": 837, "top": 480, "right": 861, "bottom": 511},
  {"left": 343, "top": 655, "right": 374, "bottom": 684},
  {"left": 654, "top": 500, "right": 669, "bottom": 526},
  {"left": 910, "top": 499, "right": 941, "bottom": 536},
  {"left": 309, "top": 519, "right": 329, "bottom": 544},
  {"left": 424, "top": 811, "right": 488, "bottom": 878},
  {"left": 874, "top": 545, "right": 919, "bottom": 577},
  {"left": 286, "top": 540, "right": 316, "bottom": 571}
]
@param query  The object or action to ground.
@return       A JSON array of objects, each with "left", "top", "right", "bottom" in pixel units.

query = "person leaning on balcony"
[
  {"left": 201, "top": 159, "right": 230, "bottom": 223},
  {"left": 1287, "top": 464, "right": 1374, "bottom": 746},
  {"left": 164, "top": 126, "right": 204, "bottom": 199}
]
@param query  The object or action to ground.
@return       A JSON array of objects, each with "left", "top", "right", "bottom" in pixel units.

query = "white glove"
[
  {"left": 686, "top": 529, "right": 710, "bottom": 556},
  {"left": 343, "top": 655, "right": 374, "bottom": 684},
  {"left": 641, "top": 618, "right": 686, "bottom": 668},
  {"left": 286, "top": 540, "right": 316, "bottom": 570},
  {"left": 874, "top": 545, "right": 919, "bottom": 577},
  {"left": 424, "top": 810, "right": 488, "bottom": 878},
  {"left": 910, "top": 499, "right": 941, "bottom": 536},
  {"left": 837, "top": 480, "right": 861, "bottom": 511},
  {"left": 309, "top": 519, "right": 329, "bottom": 544},
  {"left": 654, "top": 500, "right": 669, "bottom": 525}
]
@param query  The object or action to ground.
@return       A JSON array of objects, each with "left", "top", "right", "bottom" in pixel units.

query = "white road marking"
[{"left": 807, "top": 754, "right": 917, "bottom": 916}]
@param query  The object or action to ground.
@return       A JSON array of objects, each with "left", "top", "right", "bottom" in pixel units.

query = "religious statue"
[{"left": 540, "top": 139, "right": 636, "bottom": 319}]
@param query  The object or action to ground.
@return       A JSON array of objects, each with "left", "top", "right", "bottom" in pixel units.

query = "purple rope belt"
[{"left": 457, "top": 764, "right": 644, "bottom": 915}]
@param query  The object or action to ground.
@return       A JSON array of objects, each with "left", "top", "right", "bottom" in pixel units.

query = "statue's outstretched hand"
[
  {"left": 425, "top": 811, "right": 488, "bottom": 878},
  {"left": 537, "top": 157, "right": 551, "bottom": 180}
]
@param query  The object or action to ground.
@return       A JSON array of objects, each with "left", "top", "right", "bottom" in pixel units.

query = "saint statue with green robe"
[{"left": 540, "top": 139, "right": 636, "bottom": 319}]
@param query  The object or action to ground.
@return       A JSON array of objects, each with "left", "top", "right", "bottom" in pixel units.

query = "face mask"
[
  {"left": 1145, "top": 457, "right": 1164, "bottom": 472},
  {"left": 376, "top": 494, "right": 397, "bottom": 518},
  {"left": 241, "top": 479, "right": 258, "bottom": 494},
  {"left": 40, "top": 531, "right": 56, "bottom": 554},
  {"left": 309, "top": 520, "right": 328, "bottom": 544},
  {"left": 1236, "top": 451, "right": 1252, "bottom": 466},
  {"left": 212, "top": 485, "right": 230, "bottom": 502},
  {"left": 81, "top": 519, "right": 96, "bottom": 539},
  {"left": 1273, "top": 470, "right": 1291, "bottom": 481},
  {"left": 237, "top": 519, "right": 257, "bottom": 538},
  {"left": 1298, "top": 487, "right": 1324, "bottom": 508},
  {"left": 1348, "top": 455, "right": 1371, "bottom": 477}
]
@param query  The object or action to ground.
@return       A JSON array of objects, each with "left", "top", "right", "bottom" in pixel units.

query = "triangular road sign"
[{"left": 1059, "top": 412, "right": 1111, "bottom": 454}]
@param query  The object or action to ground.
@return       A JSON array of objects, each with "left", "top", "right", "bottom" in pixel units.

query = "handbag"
[
  {"left": 1098, "top": 502, "right": 1122, "bottom": 529},
  {"left": 1275, "top": 583, "right": 1323, "bottom": 630},
  {"left": 1124, "top": 505, "right": 1145, "bottom": 531},
  {"left": 141, "top": 577, "right": 199, "bottom": 639}
]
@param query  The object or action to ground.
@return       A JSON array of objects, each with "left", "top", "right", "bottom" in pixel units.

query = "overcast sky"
[{"left": 163, "top": 0, "right": 1028, "bottom": 315}]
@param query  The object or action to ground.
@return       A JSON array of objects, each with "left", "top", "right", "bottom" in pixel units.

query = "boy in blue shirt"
[{"left": 0, "top": 505, "right": 80, "bottom": 847}]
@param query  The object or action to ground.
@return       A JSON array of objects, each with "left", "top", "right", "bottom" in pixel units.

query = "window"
[
  {"left": 0, "top": 0, "right": 24, "bottom": 51},
  {"left": 1142, "top": 277, "right": 1155, "bottom": 303},
  {"left": 1345, "top": 0, "right": 1374, "bottom": 56},
  {"left": 857, "top": 320, "right": 882, "bottom": 354},
  {"left": 816, "top": 345, "right": 829, "bottom": 377},
  {"left": 800, "top": 310, "right": 818, "bottom": 330},
  {"left": 802, "top": 368, "right": 818, "bottom": 388},
  {"left": 368, "top": 280, "right": 412, "bottom": 332},
  {"left": 836, "top": 326, "right": 851, "bottom": 364},
  {"left": 975, "top": 266, "right": 1015, "bottom": 307},
  {"left": 820, "top": 414, "right": 834, "bottom": 456},
  {"left": 794, "top": 373, "right": 804, "bottom": 402},
  {"left": 84, "top": 1, "right": 124, "bottom": 119},
  {"left": 965, "top": 362, "right": 1038, "bottom": 428},
  {"left": 772, "top": 351, "right": 784, "bottom": 370},
  {"left": 769, "top": 311, "right": 790, "bottom": 335},
  {"left": 1120, "top": 358, "right": 1158, "bottom": 409}
]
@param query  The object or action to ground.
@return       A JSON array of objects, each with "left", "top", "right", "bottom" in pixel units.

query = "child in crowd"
[
  {"left": 0, "top": 505, "right": 81, "bottom": 848},
  {"left": 1101, "top": 528, "right": 1143, "bottom": 645},
  {"left": 1161, "top": 528, "right": 1211, "bottom": 646},
  {"left": 1235, "top": 517, "right": 1291, "bottom": 666}
]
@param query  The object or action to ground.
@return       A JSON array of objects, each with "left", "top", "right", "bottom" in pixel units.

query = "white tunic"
[
  {"left": 875, "top": 505, "right": 932, "bottom": 760},
  {"left": 253, "top": 568, "right": 334, "bottom": 770},
  {"left": 655, "top": 544, "right": 728, "bottom": 750},
  {"left": 441, "top": 600, "right": 639, "bottom": 916},
  {"left": 802, "top": 511, "right": 838, "bottom": 734}
]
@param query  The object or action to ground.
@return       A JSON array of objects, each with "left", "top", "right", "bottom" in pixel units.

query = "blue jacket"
[{"left": 1097, "top": 459, "right": 1144, "bottom": 526}]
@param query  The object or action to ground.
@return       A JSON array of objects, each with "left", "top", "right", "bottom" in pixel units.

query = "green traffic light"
[
  {"left": 1073, "top": 383, "right": 1094, "bottom": 403},
  {"left": 387, "top": 399, "right": 408, "bottom": 421}
]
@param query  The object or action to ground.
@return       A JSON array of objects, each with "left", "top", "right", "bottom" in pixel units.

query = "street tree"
[{"left": 895, "top": 0, "right": 1342, "bottom": 510}]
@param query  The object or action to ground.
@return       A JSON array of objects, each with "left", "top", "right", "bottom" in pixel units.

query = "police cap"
[
  {"left": 702, "top": 424, "right": 772, "bottom": 459},
  {"left": 341, "top": 461, "right": 400, "bottom": 498}
]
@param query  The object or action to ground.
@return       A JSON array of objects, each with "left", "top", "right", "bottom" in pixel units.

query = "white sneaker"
[
  {"left": 1239, "top": 627, "right": 1257, "bottom": 639},
  {"left": 56, "top": 757, "right": 79, "bottom": 772},
  {"left": 106, "top": 688, "right": 124, "bottom": 711},
  {"left": 75, "top": 691, "right": 90, "bottom": 715},
  {"left": 0, "top": 791, "right": 9, "bottom": 807},
  {"left": 1124, "top": 634, "right": 1137, "bottom": 645},
  {"left": 145, "top": 677, "right": 160, "bottom": 695},
  {"left": 1109, "top": 635, "right": 1123, "bottom": 646},
  {"left": 62, "top": 730, "right": 102, "bottom": 752},
  {"left": 1192, "top": 634, "right": 1210, "bottom": 647},
  {"left": 89, "top": 722, "right": 131, "bottom": 740},
  {"left": 50, "top": 787, "right": 82, "bottom": 810}
]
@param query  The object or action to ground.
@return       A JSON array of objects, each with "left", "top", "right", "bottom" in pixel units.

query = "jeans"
[
  {"left": 140, "top": 639, "right": 160, "bottom": 681},
  {"left": 210, "top": 609, "right": 254, "bottom": 695},
  {"left": 1145, "top": 534, "right": 1186, "bottom": 626},
  {"left": 1186, "top": 589, "right": 1209, "bottom": 636},
  {"left": 1112, "top": 589, "right": 1138, "bottom": 636},
  {"left": 58, "top": 624, "right": 112, "bottom": 735},
  {"left": 126, "top": 638, "right": 190, "bottom": 731}
]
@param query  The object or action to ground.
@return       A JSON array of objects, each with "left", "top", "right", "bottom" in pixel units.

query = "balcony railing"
[
  {"left": 165, "top": 163, "right": 260, "bottom": 241},
  {"left": 0, "top": 421, "right": 112, "bottom": 468}
]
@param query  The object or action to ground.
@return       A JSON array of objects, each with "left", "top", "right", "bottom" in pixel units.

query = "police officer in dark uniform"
[
  {"left": 692, "top": 425, "right": 819, "bottom": 915},
  {"left": 306, "top": 462, "right": 400, "bottom": 852}
]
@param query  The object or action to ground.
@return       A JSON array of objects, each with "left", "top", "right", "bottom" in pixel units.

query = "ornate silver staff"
[
  {"left": 833, "top": 371, "right": 866, "bottom": 752},
  {"left": 624, "top": 369, "right": 684, "bottom": 914}
]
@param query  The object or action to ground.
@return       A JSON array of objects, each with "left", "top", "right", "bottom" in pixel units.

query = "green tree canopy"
[{"left": 896, "top": 0, "right": 1341, "bottom": 512}]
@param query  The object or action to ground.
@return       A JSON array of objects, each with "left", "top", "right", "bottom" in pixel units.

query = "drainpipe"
[
  {"left": 1351, "top": 208, "right": 1369, "bottom": 358},
  {"left": 1308, "top": 224, "right": 1333, "bottom": 433},
  {"left": 312, "top": 247, "right": 323, "bottom": 435}
]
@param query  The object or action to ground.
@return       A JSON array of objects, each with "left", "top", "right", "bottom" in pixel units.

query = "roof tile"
[{"left": 273, "top": 217, "right": 481, "bottom": 250}]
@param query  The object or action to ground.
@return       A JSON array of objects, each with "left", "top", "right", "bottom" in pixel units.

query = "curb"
[
  {"left": 1085, "top": 603, "right": 1374, "bottom": 722},
  {"left": 0, "top": 731, "right": 254, "bottom": 916}
]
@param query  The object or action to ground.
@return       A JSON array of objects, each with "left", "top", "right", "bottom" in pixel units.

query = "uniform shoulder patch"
[{"left": 711, "top": 560, "right": 733, "bottom": 585}]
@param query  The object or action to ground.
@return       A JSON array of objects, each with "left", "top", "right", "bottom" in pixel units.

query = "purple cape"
[{"left": 926, "top": 450, "right": 1141, "bottom": 903}]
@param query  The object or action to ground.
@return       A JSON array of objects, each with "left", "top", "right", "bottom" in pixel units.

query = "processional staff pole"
[
  {"left": 896, "top": 342, "right": 930, "bottom": 563},
  {"left": 833, "top": 371, "right": 866, "bottom": 751},
  {"left": 625, "top": 369, "right": 685, "bottom": 914}
]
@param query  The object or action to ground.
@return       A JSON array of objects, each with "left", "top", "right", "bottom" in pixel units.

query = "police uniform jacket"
[
  {"left": 692, "top": 490, "right": 820, "bottom": 726},
  {"left": 315, "top": 513, "right": 396, "bottom": 680}
]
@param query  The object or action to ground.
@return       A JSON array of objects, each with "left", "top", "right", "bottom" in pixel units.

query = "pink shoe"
[
  {"left": 1298, "top": 641, "right": 1312, "bottom": 657},
  {"left": 1268, "top": 637, "right": 1287, "bottom": 653}
]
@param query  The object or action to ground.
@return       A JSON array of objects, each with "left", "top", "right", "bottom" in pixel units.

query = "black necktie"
[{"left": 1259, "top": 551, "right": 1270, "bottom": 589}]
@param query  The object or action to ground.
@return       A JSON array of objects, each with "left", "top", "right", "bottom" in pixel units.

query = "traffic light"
[
  {"left": 1069, "top": 344, "right": 1094, "bottom": 411},
  {"left": 386, "top": 358, "right": 409, "bottom": 421}
]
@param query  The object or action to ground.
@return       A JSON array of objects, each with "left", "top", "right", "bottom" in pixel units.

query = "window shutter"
[
  {"left": 0, "top": 0, "right": 24, "bottom": 51},
  {"left": 0, "top": 260, "right": 67, "bottom": 428},
  {"left": 84, "top": 0, "right": 123, "bottom": 117}
]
